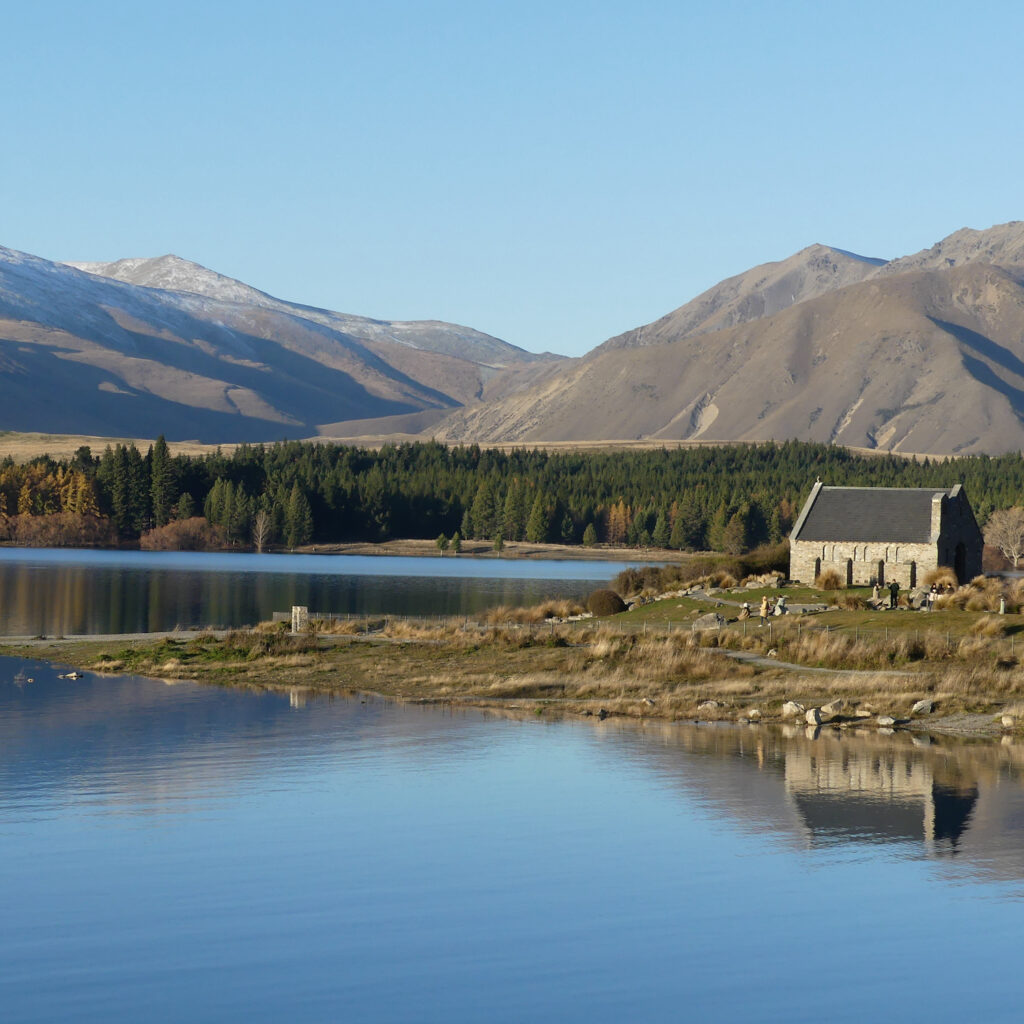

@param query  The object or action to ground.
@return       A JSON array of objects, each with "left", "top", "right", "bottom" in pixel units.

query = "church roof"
[{"left": 791, "top": 485, "right": 959, "bottom": 544}]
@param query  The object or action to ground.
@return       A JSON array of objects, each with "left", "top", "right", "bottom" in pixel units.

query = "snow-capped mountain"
[{"left": 0, "top": 246, "right": 556, "bottom": 442}]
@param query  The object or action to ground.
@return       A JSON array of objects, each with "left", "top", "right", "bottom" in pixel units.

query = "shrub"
[
  {"left": 587, "top": 589, "right": 627, "bottom": 616},
  {"left": 815, "top": 569, "right": 845, "bottom": 590},
  {"left": 5, "top": 512, "right": 117, "bottom": 547},
  {"left": 140, "top": 517, "right": 227, "bottom": 551}
]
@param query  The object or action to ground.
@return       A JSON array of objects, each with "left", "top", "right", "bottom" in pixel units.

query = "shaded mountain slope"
[{"left": 0, "top": 247, "right": 554, "bottom": 441}]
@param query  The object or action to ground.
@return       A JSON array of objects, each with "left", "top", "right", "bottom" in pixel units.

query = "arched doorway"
[
  {"left": 814, "top": 557, "right": 821, "bottom": 580},
  {"left": 877, "top": 560, "right": 885, "bottom": 586},
  {"left": 909, "top": 561, "right": 917, "bottom": 589},
  {"left": 846, "top": 558, "right": 853, "bottom": 587}
]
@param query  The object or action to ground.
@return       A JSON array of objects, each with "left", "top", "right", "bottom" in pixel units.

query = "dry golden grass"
[
  {"left": 971, "top": 615, "right": 1010, "bottom": 637},
  {"left": 483, "top": 599, "right": 585, "bottom": 624},
  {"left": 815, "top": 569, "right": 845, "bottom": 590}
]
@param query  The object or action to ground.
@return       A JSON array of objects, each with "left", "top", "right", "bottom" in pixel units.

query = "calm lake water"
[
  {"left": 0, "top": 548, "right": 647, "bottom": 635},
  {"left": 3, "top": 658, "right": 1024, "bottom": 1022}
]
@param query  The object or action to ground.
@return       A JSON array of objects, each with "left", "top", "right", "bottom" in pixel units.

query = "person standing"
[
  {"left": 889, "top": 580, "right": 899, "bottom": 609},
  {"left": 759, "top": 594, "right": 771, "bottom": 627}
]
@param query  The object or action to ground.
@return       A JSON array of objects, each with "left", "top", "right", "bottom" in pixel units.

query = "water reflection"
[
  {"left": 586, "top": 717, "right": 1024, "bottom": 883},
  {"left": 5, "top": 659, "right": 1024, "bottom": 1021},
  {"left": 5, "top": 656, "right": 1024, "bottom": 883},
  {"left": 0, "top": 548, "right": 637, "bottom": 633}
]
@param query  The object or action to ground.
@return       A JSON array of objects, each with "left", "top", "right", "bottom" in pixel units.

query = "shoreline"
[
  {"left": 0, "top": 537, "right": 683, "bottom": 564},
  {"left": 3, "top": 627, "right": 1009, "bottom": 741}
]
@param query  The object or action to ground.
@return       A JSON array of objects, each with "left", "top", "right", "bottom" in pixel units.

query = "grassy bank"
[{"left": 9, "top": 560, "right": 1024, "bottom": 738}]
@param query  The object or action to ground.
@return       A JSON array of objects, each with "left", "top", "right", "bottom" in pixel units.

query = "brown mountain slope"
[
  {"left": 877, "top": 221, "right": 1024, "bottom": 278},
  {"left": 435, "top": 262, "right": 1024, "bottom": 454},
  {"left": 598, "top": 244, "right": 885, "bottom": 352}
]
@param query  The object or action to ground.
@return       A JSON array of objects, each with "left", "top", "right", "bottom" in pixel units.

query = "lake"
[
  {"left": 3, "top": 658, "right": 1024, "bottom": 1022},
  {"left": 0, "top": 548, "right": 648, "bottom": 635}
]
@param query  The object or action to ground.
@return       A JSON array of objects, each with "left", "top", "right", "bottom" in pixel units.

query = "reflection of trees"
[{"left": 0, "top": 557, "right": 599, "bottom": 634}]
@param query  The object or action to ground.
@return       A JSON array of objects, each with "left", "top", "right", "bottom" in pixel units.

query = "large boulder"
[
  {"left": 911, "top": 699, "right": 935, "bottom": 715},
  {"left": 821, "top": 698, "right": 846, "bottom": 718},
  {"left": 693, "top": 612, "right": 726, "bottom": 630},
  {"left": 805, "top": 707, "right": 822, "bottom": 726}
]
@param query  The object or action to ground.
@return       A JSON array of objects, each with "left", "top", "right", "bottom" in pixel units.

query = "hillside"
[
  {"left": 435, "top": 223, "right": 1024, "bottom": 454},
  {"left": 0, "top": 247, "right": 555, "bottom": 442}
]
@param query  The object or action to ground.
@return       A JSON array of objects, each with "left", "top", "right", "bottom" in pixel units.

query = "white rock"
[
  {"left": 911, "top": 699, "right": 935, "bottom": 715},
  {"left": 747, "top": 708, "right": 761, "bottom": 719},
  {"left": 781, "top": 700, "right": 805, "bottom": 718},
  {"left": 805, "top": 707, "right": 822, "bottom": 725},
  {"left": 821, "top": 699, "right": 846, "bottom": 718},
  {"left": 1001, "top": 715, "right": 1015, "bottom": 729},
  {"left": 877, "top": 716, "right": 896, "bottom": 727},
  {"left": 697, "top": 700, "right": 720, "bottom": 712}
]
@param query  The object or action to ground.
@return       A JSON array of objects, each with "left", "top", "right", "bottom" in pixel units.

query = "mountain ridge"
[{"left": 432, "top": 222, "right": 1024, "bottom": 454}]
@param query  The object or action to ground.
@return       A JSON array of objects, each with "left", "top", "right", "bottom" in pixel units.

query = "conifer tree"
[
  {"left": 149, "top": 435, "right": 176, "bottom": 528},
  {"left": 526, "top": 493, "right": 549, "bottom": 543},
  {"left": 285, "top": 484, "right": 313, "bottom": 547}
]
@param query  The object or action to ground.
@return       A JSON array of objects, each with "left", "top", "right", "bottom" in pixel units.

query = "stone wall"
[{"left": 790, "top": 540, "right": 937, "bottom": 587}]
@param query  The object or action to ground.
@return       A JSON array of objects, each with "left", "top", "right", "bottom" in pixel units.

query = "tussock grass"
[
  {"left": 483, "top": 599, "right": 585, "bottom": 624},
  {"left": 815, "top": 569, "right": 845, "bottom": 590},
  {"left": 971, "top": 615, "right": 1010, "bottom": 637}
]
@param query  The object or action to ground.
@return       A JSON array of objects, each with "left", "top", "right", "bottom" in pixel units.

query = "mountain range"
[
  {"left": 0, "top": 248, "right": 554, "bottom": 442},
  {"left": 434, "top": 222, "right": 1024, "bottom": 454},
  {"left": 3, "top": 222, "right": 1024, "bottom": 452}
]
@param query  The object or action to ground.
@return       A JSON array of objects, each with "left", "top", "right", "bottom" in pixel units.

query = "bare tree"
[
  {"left": 252, "top": 509, "right": 273, "bottom": 553},
  {"left": 984, "top": 506, "right": 1024, "bottom": 567}
]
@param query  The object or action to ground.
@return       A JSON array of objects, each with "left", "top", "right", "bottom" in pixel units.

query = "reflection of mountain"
[
  {"left": 593, "top": 719, "right": 1024, "bottom": 880},
  {"left": 0, "top": 657, "right": 489, "bottom": 812},
  {"left": 9, "top": 657, "right": 1024, "bottom": 886}
]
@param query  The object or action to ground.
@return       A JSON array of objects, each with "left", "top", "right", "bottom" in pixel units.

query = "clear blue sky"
[{"left": 4, "top": 1, "right": 1023, "bottom": 356}]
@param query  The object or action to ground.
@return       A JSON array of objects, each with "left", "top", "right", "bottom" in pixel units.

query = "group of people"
[
  {"left": 872, "top": 580, "right": 945, "bottom": 611},
  {"left": 737, "top": 594, "right": 787, "bottom": 626}
]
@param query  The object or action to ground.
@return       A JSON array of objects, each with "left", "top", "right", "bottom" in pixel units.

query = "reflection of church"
[
  {"left": 600, "top": 718, "right": 1024, "bottom": 882},
  {"left": 782, "top": 740, "right": 978, "bottom": 852}
]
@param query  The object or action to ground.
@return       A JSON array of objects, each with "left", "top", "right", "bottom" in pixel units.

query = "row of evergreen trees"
[{"left": 7, "top": 437, "right": 1024, "bottom": 551}]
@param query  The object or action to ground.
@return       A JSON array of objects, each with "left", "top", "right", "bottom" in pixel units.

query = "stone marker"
[{"left": 291, "top": 605, "right": 309, "bottom": 634}]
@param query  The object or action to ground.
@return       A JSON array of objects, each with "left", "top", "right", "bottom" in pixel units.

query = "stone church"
[{"left": 789, "top": 483, "right": 983, "bottom": 588}]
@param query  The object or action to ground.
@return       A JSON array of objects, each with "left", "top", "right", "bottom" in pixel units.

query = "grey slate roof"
[{"left": 792, "top": 486, "right": 952, "bottom": 543}]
